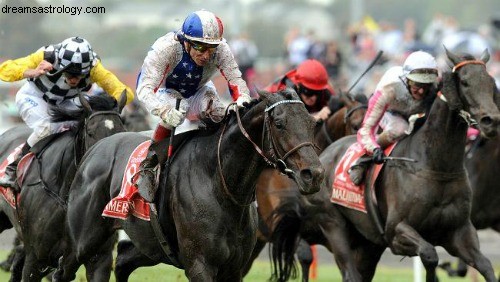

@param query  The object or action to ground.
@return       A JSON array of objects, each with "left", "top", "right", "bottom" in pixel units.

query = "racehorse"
[
  {"left": 268, "top": 49, "right": 500, "bottom": 282},
  {"left": 0, "top": 91, "right": 127, "bottom": 282},
  {"left": 52, "top": 88, "right": 324, "bottom": 282},
  {"left": 241, "top": 92, "right": 367, "bottom": 281},
  {"left": 439, "top": 134, "right": 500, "bottom": 280},
  {"left": 120, "top": 100, "right": 152, "bottom": 132}
]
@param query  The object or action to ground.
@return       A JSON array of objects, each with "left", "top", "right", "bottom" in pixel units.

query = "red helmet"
[{"left": 294, "top": 59, "right": 329, "bottom": 91}]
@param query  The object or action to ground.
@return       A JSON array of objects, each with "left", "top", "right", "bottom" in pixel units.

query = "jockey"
[
  {"left": 265, "top": 59, "right": 336, "bottom": 121},
  {"left": 0, "top": 36, "right": 134, "bottom": 190},
  {"left": 349, "top": 50, "right": 439, "bottom": 185},
  {"left": 135, "top": 10, "right": 251, "bottom": 201}
]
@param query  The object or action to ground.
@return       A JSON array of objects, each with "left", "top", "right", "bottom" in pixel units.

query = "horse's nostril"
[
  {"left": 480, "top": 116, "right": 493, "bottom": 127},
  {"left": 300, "top": 169, "right": 313, "bottom": 181}
]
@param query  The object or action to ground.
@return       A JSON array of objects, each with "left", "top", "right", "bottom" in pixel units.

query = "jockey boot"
[
  {"left": 0, "top": 143, "right": 31, "bottom": 192},
  {"left": 348, "top": 163, "right": 368, "bottom": 186},
  {"left": 348, "top": 155, "right": 372, "bottom": 186},
  {"left": 135, "top": 124, "right": 171, "bottom": 202}
]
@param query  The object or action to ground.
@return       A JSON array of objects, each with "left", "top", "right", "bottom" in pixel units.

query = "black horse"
[
  {"left": 241, "top": 92, "right": 367, "bottom": 281},
  {"left": 120, "top": 100, "right": 151, "bottom": 132},
  {"left": 53, "top": 89, "right": 324, "bottom": 282},
  {"left": 439, "top": 133, "right": 500, "bottom": 280},
  {"left": 0, "top": 91, "right": 127, "bottom": 282},
  {"left": 269, "top": 49, "right": 500, "bottom": 282}
]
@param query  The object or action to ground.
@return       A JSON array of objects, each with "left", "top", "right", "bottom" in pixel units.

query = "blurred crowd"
[
  {"left": 2, "top": 12, "right": 500, "bottom": 130},
  {"left": 228, "top": 12, "right": 499, "bottom": 100}
]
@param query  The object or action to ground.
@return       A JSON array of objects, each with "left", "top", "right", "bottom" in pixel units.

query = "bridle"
[
  {"left": 439, "top": 59, "right": 487, "bottom": 127},
  {"left": 76, "top": 110, "right": 122, "bottom": 165},
  {"left": 217, "top": 99, "right": 315, "bottom": 206}
]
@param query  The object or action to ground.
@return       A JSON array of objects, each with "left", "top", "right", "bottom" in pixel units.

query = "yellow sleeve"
[
  {"left": 0, "top": 50, "right": 44, "bottom": 82},
  {"left": 90, "top": 61, "right": 134, "bottom": 105}
]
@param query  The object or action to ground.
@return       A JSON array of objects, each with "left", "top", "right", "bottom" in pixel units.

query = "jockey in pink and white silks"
[
  {"left": 349, "top": 51, "right": 439, "bottom": 185},
  {"left": 135, "top": 10, "right": 251, "bottom": 201}
]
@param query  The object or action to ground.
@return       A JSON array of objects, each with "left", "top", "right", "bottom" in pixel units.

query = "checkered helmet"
[
  {"left": 180, "top": 10, "right": 224, "bottom": 45},
  {"left": 57, "top": 36, "right": 95, "bottom": 75}
]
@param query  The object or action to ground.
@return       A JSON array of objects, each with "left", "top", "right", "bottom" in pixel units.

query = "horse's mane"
[{"left": 49, "top": 93, "right": 118, "bottom": 122}]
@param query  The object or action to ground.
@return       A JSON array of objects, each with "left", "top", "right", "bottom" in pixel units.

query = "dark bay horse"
[
  {"left": 0, "top": 92, "right": 127, "bottom": 282},
  {"left": 439, "top": 133, "right": 500, "bottom": 280},
  {"left": 120, "top": 100, "right": 152, "bottom": 132},
  {"left": 53, "top": 89, "right": 324, "bottom": 282},
  {"left": 269, "top": 49, "right": 500, "bottom": 282},
  {"left": 242, "top": 92, "right": 367, "bottom": 281}
]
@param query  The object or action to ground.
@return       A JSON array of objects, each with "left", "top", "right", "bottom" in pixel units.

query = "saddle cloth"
[
  {"left": 102, "top": 141, "right": 151, "bottom": 221},
  {"left": 0, "top": 143, "right": 35, "bottom": 208},
  {"left": 330, "top": 142, "right": 395, "bottom": 213}
]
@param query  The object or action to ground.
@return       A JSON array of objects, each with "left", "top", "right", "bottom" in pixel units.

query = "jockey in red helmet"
[{"left": 266, "top": 59, "right": 336, "bottom": 121}]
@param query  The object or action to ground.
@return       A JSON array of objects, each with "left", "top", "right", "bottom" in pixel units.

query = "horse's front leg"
[
  {"left": 441, "top": 222, "right": 496, "bottom": 282},
  {"left": 390, "top": 222, "right": 438, "bottom": 282}
]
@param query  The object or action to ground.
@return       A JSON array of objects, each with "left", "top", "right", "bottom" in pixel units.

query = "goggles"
[
  {"left": 189, "top": 41, "right": 217, "bottom": 53},
  {"left": 407, "top": 79, "right": 432, "bottom": 90},
  {"left": 64, "top": 72, "right": 86, "bottom": 79},
  {"left": 297, "top": 84, "right": 324, "bottom": 97}
]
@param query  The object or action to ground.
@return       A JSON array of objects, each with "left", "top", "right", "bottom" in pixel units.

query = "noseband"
[{"left": 217, "top": 99, "right": 315, "bottom": 206}]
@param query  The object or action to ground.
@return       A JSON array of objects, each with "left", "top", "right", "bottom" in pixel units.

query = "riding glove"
[
  {"left": 159, "top": 105, "right": 186, "bottom": 127},
  {"left": 236, "top": 94, "right": 252, "bottom": 108},
  {"left": 372, "top": 148, "right": 386, "bottom": 164}
]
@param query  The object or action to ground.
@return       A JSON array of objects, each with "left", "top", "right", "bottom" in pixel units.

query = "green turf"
[{"left": 0, "top": 250, "right": 490, "bottom": 281}]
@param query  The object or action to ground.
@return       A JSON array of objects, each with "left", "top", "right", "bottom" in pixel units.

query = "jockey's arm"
[
  {"left": 215, "top": 42, "right": 250, "bottom": 101},
  {"left": 91, "top": 61, "right": 134, "bottom": 105},
  {"left": 357, "top": 89, "right": 391, "bottom": 154},
  {"left": 311, "top": 106, "right": 331, "bottom": 121},
  {"left": 0, "top": 50, "right": 44, "bottom": 82}
]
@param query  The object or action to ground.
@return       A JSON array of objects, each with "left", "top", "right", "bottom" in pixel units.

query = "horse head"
[
  {"left": 444, "top": 48, "right": 500, "bottom": 138},
  {"left": 77, "top": 90, "right": 127, "bottom": 151},
  {"left": 248, "top": 88, "right": 324, "bottom": 195}
]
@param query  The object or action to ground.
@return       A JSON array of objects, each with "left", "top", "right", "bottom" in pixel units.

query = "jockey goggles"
[
  {"left": 407, "top": 79, "right": 433, "bottom": 90},
  {"left": 297, "top": 84, "right": 324, "bottom": 97},
  {"left": 189, "top": 41, "right": 217, "bottom": 53},
  {"left": 64, "top": 72, "right": 86, "bottom": 79}
]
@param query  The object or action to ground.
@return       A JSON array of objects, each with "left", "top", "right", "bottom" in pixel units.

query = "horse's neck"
[
  {"left": 219, "top": 115, "right": 267, "bottom": 203},
  {"left": 413, "top": 98, "right": 467, "bottom": 171}
]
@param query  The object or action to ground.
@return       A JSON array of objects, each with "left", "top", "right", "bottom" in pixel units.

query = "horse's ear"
[
  {"left": 441, "top": 71, "right": 462, "bottom": 111},
  {"left": 118, "top": 89, "right": 127, "bottom": 113},
  {"left": 444, "top": 45, "right": 461, "bottom": 66},
  {"left": 79, "top": 91, "right": 92, "bottom": 114},
  {"left": 479, "top": 49, "right": 490, "bottom": 64}
]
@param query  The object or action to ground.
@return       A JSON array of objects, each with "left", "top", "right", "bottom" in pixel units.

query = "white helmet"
[{"left": 403, "top": 51, "right": 438, "bottom": 84}]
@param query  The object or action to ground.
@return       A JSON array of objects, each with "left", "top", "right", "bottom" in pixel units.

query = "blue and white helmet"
[
  {"left": 57, "top": 36, "right": 96, "bottom": 75},
  {"left": 180, "top": 10, "right": 224, "bottom": 45}
]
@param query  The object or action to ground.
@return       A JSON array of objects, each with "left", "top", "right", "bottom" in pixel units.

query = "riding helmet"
[
  {"left": 403, "top": 51, "right": 438, "bottom": 84},
  {"left": 294, "top": 59, "right": 330, "bottom": 91},
  {"left": 179, "top": 10, "right": 224, "bottom": 45},
  {"left": 57, "top": 36, "right": 96, "bottom": 75}
]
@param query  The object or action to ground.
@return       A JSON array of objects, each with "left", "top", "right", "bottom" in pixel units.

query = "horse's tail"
[{"left": 268, "top": 198, "right": 305, "bottom": 282}]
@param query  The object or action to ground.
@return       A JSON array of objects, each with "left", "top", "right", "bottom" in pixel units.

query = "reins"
[{"left": 217, "top": 100, "right": 314, "bottom": 206}]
